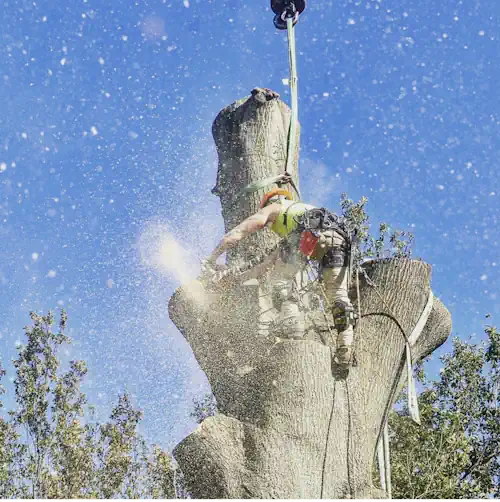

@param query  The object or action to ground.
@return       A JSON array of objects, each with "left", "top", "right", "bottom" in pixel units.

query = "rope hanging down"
[{"left": 241, "top": 1, "right": 304, "bottom": 200}]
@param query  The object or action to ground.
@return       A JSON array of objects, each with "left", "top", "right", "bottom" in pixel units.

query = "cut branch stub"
[{"left": 211, "top": 88, "right": 300, "bottom": 266}]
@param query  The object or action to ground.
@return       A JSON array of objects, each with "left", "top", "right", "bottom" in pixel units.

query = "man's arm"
[{"left": 207, "top": 203, "right": 280, "bottom": 263}]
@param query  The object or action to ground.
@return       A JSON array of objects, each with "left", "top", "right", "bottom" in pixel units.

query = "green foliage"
[
  {"left": 340, "top": 193, "right": 414, "bottom": 265},
  {"left": 0, "top": 311, "right": 176, "bottom": 499},
  {"left": 0, "top": 396, "right": 27, "bottom": 498},
  {"left": 144, "top": 445, "right": 176, "bottom": 499},
  {"left": 389, "top": 325, "right": 500, "bottom": 498}
]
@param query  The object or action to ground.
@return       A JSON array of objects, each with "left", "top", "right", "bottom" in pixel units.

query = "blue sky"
[{"left": 1, "top": 0, "right": 499, "bottom": 449}]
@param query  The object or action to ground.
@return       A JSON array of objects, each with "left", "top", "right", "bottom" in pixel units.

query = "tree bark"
[{"left": 169, "top": 91, "right": 452, "bottom": 499}]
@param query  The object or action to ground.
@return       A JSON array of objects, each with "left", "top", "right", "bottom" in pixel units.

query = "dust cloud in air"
[{"left": 137, "top": 220, "right": 215, "bottom": 310}]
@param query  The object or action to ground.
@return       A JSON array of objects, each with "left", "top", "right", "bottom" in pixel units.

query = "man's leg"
[{"left": 321, "top": 231, "right": 355, "bottom": 364}]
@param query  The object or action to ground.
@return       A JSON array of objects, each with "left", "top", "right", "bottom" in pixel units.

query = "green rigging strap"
[
  {"left": 240, "top": 16, "right": 301, "bottom": 200},
  {"left": 242, "top": 174, "right": 291, "bottom": 194},
  {"left": 285, "top": 16, "right": 299, "bottom": 185}
]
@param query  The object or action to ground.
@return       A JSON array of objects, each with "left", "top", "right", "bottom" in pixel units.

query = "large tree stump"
[{"left": 169, "top": 91, "right": 452, "bottom": 499}]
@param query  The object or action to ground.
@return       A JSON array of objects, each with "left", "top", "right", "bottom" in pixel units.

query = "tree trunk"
[
  {"left": 211, "top": 87, "right": 299, "bottom": 267},
  {"left": 169, "top": 90, "right": 452, "bottom": 499}
]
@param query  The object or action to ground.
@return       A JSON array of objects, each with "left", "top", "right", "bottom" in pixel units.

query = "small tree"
[
  {"left": 0, "top": 311, "right": 176, "bottom": 499},
  {"left": 143, "top": 445, "right": 176, "bottom": 499},
  {"left": 11, "top": 311, "right": 69, "bottom": 497},
  {"left": 95, "top": 393, "right": 143, "bottom": 498},
  {"left": 0, "top": 360, "right": 27, "bottom": 498},
  {"left": 340, "top": 193, "right": 414, "bottom": 264}
]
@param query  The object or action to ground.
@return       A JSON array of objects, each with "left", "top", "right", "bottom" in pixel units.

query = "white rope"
[
  {"left": 407, "top": 290, "right": 434, "bottom": 424},
  {"left": 409, "top": 290, "right": 434, "bottom": 346}
]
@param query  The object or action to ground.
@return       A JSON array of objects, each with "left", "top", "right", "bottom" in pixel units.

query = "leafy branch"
[{"left": 340, "top": 193, "right": 414, "bottom": 266}]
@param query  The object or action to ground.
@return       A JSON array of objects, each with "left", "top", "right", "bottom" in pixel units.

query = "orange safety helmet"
[{"left": 260, "top": 188, "right": 293, "bottom": 209}]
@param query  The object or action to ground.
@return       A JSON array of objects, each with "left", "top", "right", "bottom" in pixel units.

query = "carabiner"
[
  {"left": 271, "top": 0, "right": 305, "bottom": 30},
  {"left": 271, "top": 0, "right": 306, "bottom": 16}
]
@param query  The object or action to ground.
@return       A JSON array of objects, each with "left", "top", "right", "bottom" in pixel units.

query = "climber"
[{"left": 204, "top": 189, "right": 356, "bottom": 365}]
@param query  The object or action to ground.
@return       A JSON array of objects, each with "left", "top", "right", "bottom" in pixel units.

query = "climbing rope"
[
  {"left": 345, "top": 380, "right": 357, "bottom": 498},
  {"left": 355, "top": 266, "right": 362, "bottom": 362},
  {"left": 320, "top": 378, "right": 337, "bottom": 499},
  {"left": 302, "top": 260, "right": 358, "bottom": 499}
]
